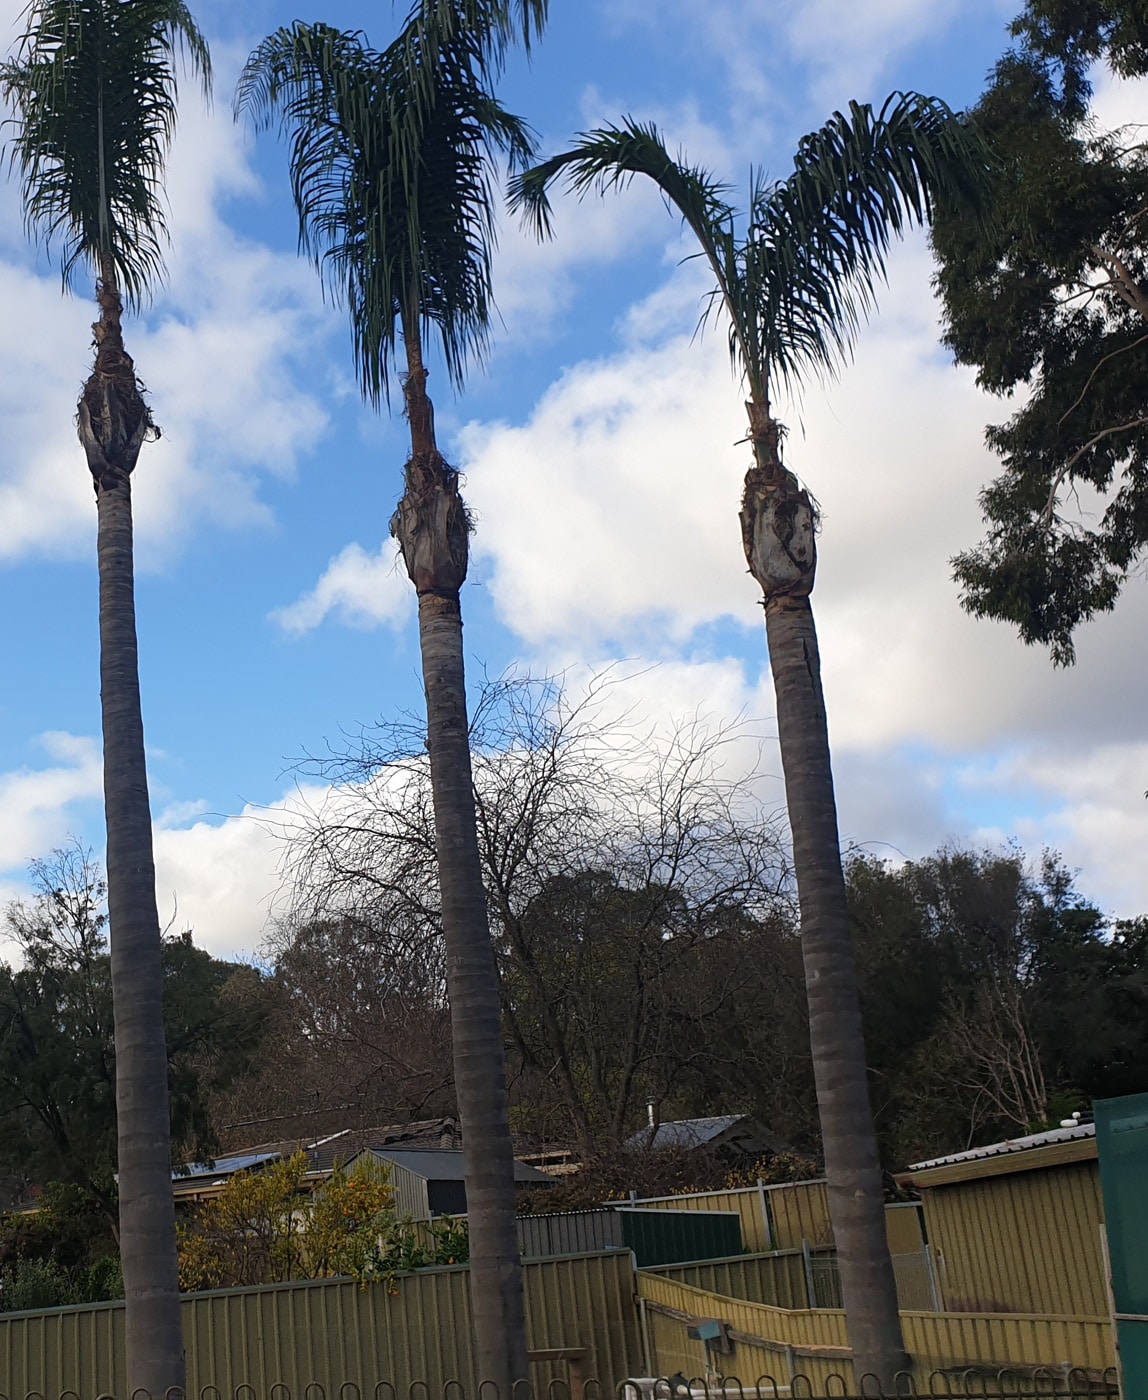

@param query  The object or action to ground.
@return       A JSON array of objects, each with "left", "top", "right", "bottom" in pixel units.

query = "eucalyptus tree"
[
  {"left": 934, "top": 2, "right": 1148, "bottom": 664},
  {"left": 1, "top": 2, "right": 209, "bottom": 1390},
  {"left": 512, "top": 100, "right": 987, "bottom": 1387},
  {"left": 236, "top": 3, "right": 544, "bottom": 1384}
]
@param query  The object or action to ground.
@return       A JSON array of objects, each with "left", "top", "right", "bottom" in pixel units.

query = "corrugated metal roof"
[
  {"left": 363, "top": 1148, "right": 551, "bottom": 1183},
  {"left": 623, "top": 1115, "right": 746, "bottom": 1151},
  {"left": 175, "top": 1150, "right": 281, "bottom": 1181},
  {"left": 906, "top": 1121, "right": 1096, "bottom": 1172}
]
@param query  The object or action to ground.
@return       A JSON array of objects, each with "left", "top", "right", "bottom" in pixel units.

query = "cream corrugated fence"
[
  {"left": 636, "top": 1269, "right": 1115, "bottom": 1389},
  {"left": 0, "top": 1251, "right": 645, "bottom": 1398}
]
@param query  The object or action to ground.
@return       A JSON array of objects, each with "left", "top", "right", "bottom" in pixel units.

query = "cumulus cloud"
[
  {"left": 461, "top": 328, "right": 758, "bottom": 648},
  {"left": 152, "top": 806, "right": 291, "bottom": 960},
  {"left": 0, "top": 34, "right": 333, "bottom": 568},
  {"left": 271, "top": 536, "right": 414, "bottom": 635},
  {"left": 454, "top": 224, "right": 1148, "bottom": 917},
  {"left": 0, "top": 733, "right": 103, "bottom": 879}
]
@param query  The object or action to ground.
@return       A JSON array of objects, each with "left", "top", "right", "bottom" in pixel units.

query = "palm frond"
[
  {"left": 237, "top": 16, "right": 536, "bottom": 404},
  {"left": 750, "top": 93, "right": 989, "bottom": 385},
  {"left": 1, "top": 0, "right": 211, "bottom": 305},
  {"left": 512, "top": 97, "right": 989, "bottom": 399},
  {"left": 407, "top": 0, "right": 548, "bottom": 64}
]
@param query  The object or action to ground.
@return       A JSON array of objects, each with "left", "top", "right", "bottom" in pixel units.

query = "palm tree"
[
  {"left": 512, "top": 101, "right": 987, "bottom": 1388},
  {"left": 1, "top": 0, "right": 209, "bottom": 1392},
  {"left": 236, "top": 4, "right": 543, "bottom": 1386}
]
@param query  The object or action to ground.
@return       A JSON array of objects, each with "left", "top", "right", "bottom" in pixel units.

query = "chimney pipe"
[{"left": 647, "top": 1100, "right": 656, "bottom": 1130}]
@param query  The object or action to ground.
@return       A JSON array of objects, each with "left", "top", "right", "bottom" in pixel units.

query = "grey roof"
[
  {"left": 175, "top": 1150, "right": 280, "bottom": 1182},
  {"left": 624, "top": 1115, "right": 746, "bottom": 1151},
  {"left": 360, "top": 1148, "right": 551, "bottom": 1184},
  {"left": 906, "top": 1121, "right": 1096, "bottom": 1172}
]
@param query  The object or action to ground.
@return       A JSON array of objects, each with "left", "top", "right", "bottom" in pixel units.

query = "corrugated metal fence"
[
  {"left": 623, "top": 1181, "right": 924, "bottom": 1255},
  {"left": 637, "top": 1270, "right": 1116, "bottom": 1392},
  {"left": 0, "top": 1252, "right": 645, "bottom": 1398},
  {"left": 646, "top": 1246, "right": 940, "bottom": 1314}
]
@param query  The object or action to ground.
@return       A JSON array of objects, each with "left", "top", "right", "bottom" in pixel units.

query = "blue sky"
[{"left": 2, "top": 0, "right": 1147, "bottom": 958}]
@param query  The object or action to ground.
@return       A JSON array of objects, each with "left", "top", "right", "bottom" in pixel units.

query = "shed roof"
[{"left": 900, "top": 1122, "right": 1097, "bottom": 1188}]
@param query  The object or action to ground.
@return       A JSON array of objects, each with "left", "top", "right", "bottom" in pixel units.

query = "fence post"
[
  {"left": 756, "top": 1178, "right": 774, "bottom": 1252},
  {"left": 801, "top": 1238, "right": 816, "bottom": 1308},
  {"left": 923, "top": 1243, "right": 942, "bottom": 1313}
]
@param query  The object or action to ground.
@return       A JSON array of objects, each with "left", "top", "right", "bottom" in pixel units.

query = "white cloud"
[
  {"left": 607, "top": 0, "right": 1010, "bottom": 118},
  {"left": 0, "top": 36, "right": 333, "bottom": 568},
  {"left": 461, "top": 328, "right": 758, "bottom": 647},
  {"left": 0, "top": 733, "right": 103, "bottom": 877},
  {"left": 455, "top": 225, "right": 1148, "bottom": 916},
  {"left": 152, "top": 806, "right": 289, "bottom": 959},
  {"left": 271, "top": 536, "right": 414, "bottom": 635}
]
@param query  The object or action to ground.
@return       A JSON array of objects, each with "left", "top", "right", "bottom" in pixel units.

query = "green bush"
[{"left": 0, "top": 1257, "right": 77, "bottom": 1311}]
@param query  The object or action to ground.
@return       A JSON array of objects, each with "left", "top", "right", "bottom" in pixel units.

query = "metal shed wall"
[
  {"left": 350, "top": 1149, "right": 431, "bottom": 1220},
  {"left": 919, "top": 1158, "right": 1106, "bottom": 1315},
  {"left": 0, "top": 1251, "right": 644, "bottom": 1397}
]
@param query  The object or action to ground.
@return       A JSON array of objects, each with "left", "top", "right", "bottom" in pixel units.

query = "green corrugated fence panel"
[
  {"left": 617, "top": 1206, "right": 741, "bottom": 1266},
  {"left": 1116, "top": 1317, "right": 1148, "bottom": 1397},
  {"left": 1095, "top": 1092, "right": 1148, "bottom": 1315},
  {"left": 1095, "top": 1091, "right": 1148, "bottom": 1397},
  {"left": 0, "top": 1250, "right": 645, "bottom": 1397}
]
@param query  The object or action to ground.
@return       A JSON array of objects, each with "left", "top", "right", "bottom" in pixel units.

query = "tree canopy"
[
  {"left": 934, "top": 0, "right": 1148, "bottom": 662},
  {"left": 0, "top": 848, "right": 274, "bottom": 1227}
]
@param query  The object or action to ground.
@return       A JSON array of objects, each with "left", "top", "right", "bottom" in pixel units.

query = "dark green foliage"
[
  {"left": 0, "top": 848, "right": 275, "bottom": 1221},
  {"left": 934, "top": 3, "right": 1148, "bottom": 663},
  {"left": 1012, "top": 0, "right": 1148, "bottom": 103},
  {"left": 0, "top": 1184, "right": 124, "bottom": 1312},
  {"left": 235, "top": 7, "right": 536, "bottom": 402},
  {"left": 0, "top": 0, "right": 210, "bottom": 303},
  {"left": 511, "top": 97, "right": 988, "bottom": 397},
  {"left": 847, "top": 848, "right": 1148, "bottom": 1162},
  {"left": 0, "top": 1253, "right": 123, "bottom": 1312},
  {"left": 0, "top": 1183, "right": 116, "bottom": 1274}
]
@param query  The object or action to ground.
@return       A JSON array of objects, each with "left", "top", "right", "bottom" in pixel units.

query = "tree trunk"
[
  {"left": 80, "top": 262, "right": 185, "bottom": 1397},
  {"left": 391, "top": 308, "right": 528, "bottom": 1392},
  {"left": 741, "top": 400, "right": 907, "bottom": 1388}
]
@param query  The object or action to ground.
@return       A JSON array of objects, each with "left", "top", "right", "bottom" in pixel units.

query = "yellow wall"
[{"left": 920, "top": 1160, "right": 1107, "bottom": 1316}]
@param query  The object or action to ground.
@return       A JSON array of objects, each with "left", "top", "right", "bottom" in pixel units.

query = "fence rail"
[{"left": 0, "top": 1370, "right": 1122, "bottom": 1400}]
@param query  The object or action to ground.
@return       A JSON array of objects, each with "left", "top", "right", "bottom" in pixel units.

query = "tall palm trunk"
[
  {"left": 741, "top": 400, "right": 907, "bottom": 1388},
  {"left": 79, "top": 258, "right": 185, "bottom": 1397},
  {"left": 391, "top": 306, "right": 528, "bottom": 1392}
]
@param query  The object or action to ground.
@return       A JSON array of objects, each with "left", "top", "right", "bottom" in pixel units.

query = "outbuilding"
[{"left": 898, "top": 1120, "right": 1105, "bottom": 1316}]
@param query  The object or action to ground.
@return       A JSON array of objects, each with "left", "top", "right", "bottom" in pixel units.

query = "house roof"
[
  {"left": 900, "top": 1122, "right": 1097, "bottom": 1189},
  {"left": 623, "top": 1115, "right": 746, "bottom": 1151},
  {"left": 173, "top": 1121, "right": 552, "bottom": 1197},
  {"left": 172, "top": 1118, "right": 464, "bottom": 1195},
  {"left": 356, "top": 1148, "right": 551, "bottom": 1184}
]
